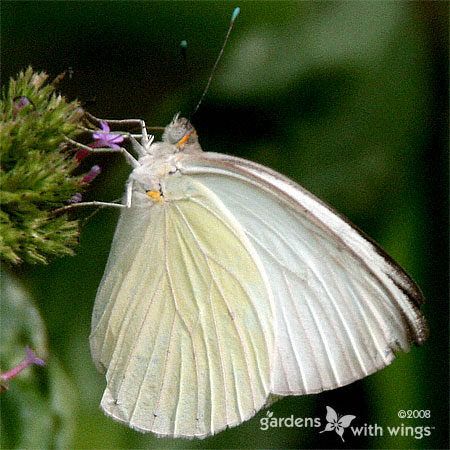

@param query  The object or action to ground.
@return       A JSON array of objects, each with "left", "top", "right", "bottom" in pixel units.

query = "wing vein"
[
  {"left": 281, "top": 269, "right": 317, "bottom": 391},
  {"left": 115, "top": 270, "right": 165, "bottom": 401},
  {"left": 147, "top": 313, "right": 177, "bottom": 429},
  {"left": 338, "top": 268, "right": 391, "bottom": 366},
  {"left": 141, "top": 208, "right": 180, "bottom": 430},
  {"left": 171, "top": 222, "right": 203, "bottom": 434},
  {"left": 239, "top": 205, "right": 373, "bottom": 380},
  {"left": 181, "top": 196, "right": 271, "bottom": 368},
  {"left": 127, "top": 286, "right": 173, "bottom": 426},
  {"left": 173, "top": 203, "right": 234, "bottom": 422},
  {"left": 173, "top": 203, "right": 261, "bottom": 411},
  {"left": 173, "top": 336, "right": 183, "bottom": 436},
  {"left": 95, "top": 225, "right": 161, "bottom": 360}
]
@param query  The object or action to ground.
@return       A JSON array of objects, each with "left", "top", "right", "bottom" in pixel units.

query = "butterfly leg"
[
  {"left": 84, "top": 112, "right": 150, "bottom": 148},
  {"left": 127, "top": 132, "right": 152, "bottom": 158},
  {"left": 64, "top": 137, "right": 140, "bottom": 168},
  {"left": 52, "top": 180, "right": 134, "bottom": 215},
  {"left": 52, "top": 200, "right": 125, "bottom": 215},
  {"left": 123, "top": 179, "right": 133, "bottom": 208}
]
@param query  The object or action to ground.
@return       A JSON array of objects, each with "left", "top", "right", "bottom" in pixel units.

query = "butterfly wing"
[
  {"left": 338, "top": 414, "right": 357, "bottom": 428},
  {"left": 325, "top": 405, "right": 338, "bottom": 423},
  {"left": 90, "top": 175, "right": 274, "bottom": 437},
  {"left": 179, "top": 152, "right": 428, "bottom": 396}
]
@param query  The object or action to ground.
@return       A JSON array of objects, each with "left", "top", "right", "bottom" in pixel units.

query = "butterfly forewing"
[{"left": 179, "top": 152, "right": 428, "bottom": 396}]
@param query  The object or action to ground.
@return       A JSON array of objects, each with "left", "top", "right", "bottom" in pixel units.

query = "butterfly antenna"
[
  {"left": 191, "top": 7, "right": 240, "bottom": 116},
  {"left": 180, "top": 39, "right": 188, "bottom": 65}
]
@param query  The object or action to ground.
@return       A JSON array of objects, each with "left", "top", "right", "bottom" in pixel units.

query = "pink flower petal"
[
  {"left": 25, "top": 347, "right": 45, "bottom": 367},
  {"left": 110, "top": 134, "right": 124, "bottom": 143},
  {"left": 75, "top": 149, "right": 90, "bottom": 162},
  {"left": 82, "top": 165, "right": 101, "bottom": 183},
  {"left": 99, "top": 120, "right": 110, "bottom": 132}
]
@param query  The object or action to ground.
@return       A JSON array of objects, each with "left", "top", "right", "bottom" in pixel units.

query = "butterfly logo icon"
[{"left": 319, "top": 406, "right": 356, "bottom": 442}]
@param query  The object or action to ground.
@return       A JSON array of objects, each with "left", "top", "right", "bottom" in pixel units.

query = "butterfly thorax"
[{"left": 129, "top": 116, "right": 203, "bottom": 202}]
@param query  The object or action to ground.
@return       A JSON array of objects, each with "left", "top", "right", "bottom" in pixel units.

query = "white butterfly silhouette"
[{"left": 320, "top": 406, "right": 356, "bottom": 442}]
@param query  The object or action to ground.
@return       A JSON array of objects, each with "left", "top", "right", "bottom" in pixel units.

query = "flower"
[
  {"left": 91, "top": 121, "right": 124, "bottom": 149},
  {"left": 12, "top": 96, "right": 32, "bottom": 116},
  {"left": 0, "top": 347, "right": 45, "bottom": 385},
  {"left": 74, "top": 148, "right": 90, "bottom": 162},
  {"left": 67, "top": 193, "right": 82, "bottom": 204},
  {"left": 82, "top": 165, "right": 101, "bottom": 183}
]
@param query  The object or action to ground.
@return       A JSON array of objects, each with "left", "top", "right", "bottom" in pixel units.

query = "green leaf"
[{"left": 0, "top": 271, "right": 77, "bottom": 449}]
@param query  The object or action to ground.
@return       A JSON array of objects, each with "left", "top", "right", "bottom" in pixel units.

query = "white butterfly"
[{"left": 88, "top": 115, "right": 428, "bottom": 438}]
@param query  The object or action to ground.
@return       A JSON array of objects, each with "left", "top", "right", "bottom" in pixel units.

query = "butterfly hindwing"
[{"left": 90, "top": 175, "right": 274, "bottom": 438}]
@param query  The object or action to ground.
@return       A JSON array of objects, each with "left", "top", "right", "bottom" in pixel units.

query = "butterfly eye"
[{"left": 162, "top": 116, "right": 195, "bottom": 146}]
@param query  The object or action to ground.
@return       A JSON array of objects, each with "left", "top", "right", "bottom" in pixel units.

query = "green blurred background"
[{"left": 1, "top": 1, "right": 448, "bottom": 448}]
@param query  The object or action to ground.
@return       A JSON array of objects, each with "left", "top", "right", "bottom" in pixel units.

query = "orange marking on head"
[{"left": 176, "top": 131, "right": 196, "bottom": 149}]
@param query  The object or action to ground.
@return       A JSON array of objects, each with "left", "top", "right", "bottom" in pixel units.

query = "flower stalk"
[
  {"left": 0, "top": 68, "right": 96, "bottom": 264},
  {"left": 0, "top": 347, "right": 45, "bottom": 392}
]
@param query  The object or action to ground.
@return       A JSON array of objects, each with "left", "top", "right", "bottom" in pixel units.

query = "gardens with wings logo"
[{"left": 259, "top": 405, "right": 435, "bottom": 441}]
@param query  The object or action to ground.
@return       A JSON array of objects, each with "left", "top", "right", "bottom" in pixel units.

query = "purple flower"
[
  {"left": 67, "top": 192, "right": 83, "bottom": 204},
  {"left": 82, "top": 165, "right": 101, "bottom": 183},
  {"left": 91, "top": 121, "right": 124, "bottom": 150},
  {"left": 0, "top": 347, "right": 45, "bottom": 384},
  {"left": 12, "top": 96, "right": 32, "bottom": 116}
]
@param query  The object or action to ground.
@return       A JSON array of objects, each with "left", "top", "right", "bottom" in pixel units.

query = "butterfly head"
[{"left": 162, "top": 114, "right": 202, "bottom": 153}]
